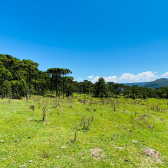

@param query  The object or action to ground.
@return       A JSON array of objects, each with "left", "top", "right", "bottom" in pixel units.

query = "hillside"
[
  {"left": 123, "top": 82, "right": 147, "bottom": 87},
  {"left": 144, "top": 78, "right": 168, "bottom": 89},
  {"left": 122, "top": 78, "right": 168, "bottom": 89}
]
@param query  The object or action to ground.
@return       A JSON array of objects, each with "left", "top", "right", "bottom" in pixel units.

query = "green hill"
[
  {"left": 144, "top": 78, "right": 168, "bottom": 89},
  {"left": 123, "top": 82, "right": 147, "bottom": 87}
]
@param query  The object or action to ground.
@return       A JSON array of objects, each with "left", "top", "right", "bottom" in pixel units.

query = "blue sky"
[{"left": 0, "top": 0, "right": 168, "bottom": 83}]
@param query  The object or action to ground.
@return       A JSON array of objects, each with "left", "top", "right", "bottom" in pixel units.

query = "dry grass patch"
[
  {"left": 143, "top": 147, "right": 162, "bottom": 163},
  {"left": 91, "top": 148, "right": 104, "bottom": 159}
]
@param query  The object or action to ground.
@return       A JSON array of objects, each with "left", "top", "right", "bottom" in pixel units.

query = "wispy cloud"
[
  {"left": 79, "top": 78, "right": 82, "bottom": 81},
  {"left": 88, "top": 71, "right": 158, "bottom": 83},
  {"left": 88, "top": 75, "right": 94, "bottom": 79}
]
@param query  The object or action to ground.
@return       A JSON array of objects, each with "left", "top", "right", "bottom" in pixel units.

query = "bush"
[{"left": 132, "top": 93, "right": 136, "bottom": 100}]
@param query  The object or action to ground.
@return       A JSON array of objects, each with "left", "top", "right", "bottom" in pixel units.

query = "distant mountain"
[
  {"left": 121, "top": 78, "right": 168, "bottom": 89},
  {"left": 122, "top": 82, "right": 147, "bottom": 87},
  {"left": 143, "top": 78, "right": 168, "bottom": 89}
]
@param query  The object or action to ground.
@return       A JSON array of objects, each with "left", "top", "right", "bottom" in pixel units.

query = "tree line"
[{"left": 0, "top": 54, "right": 168, "bottom": 99}]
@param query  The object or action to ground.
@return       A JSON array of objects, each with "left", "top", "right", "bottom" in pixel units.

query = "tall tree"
[
  {"left": 0, "top": 66, "right": 12, "bottom": 98},
  {"left": 95, "top": 77, "right": 108, "bottom": 98},
  {"left": 107, "top": 82, "right": 114, "bottom": 97},
  {"left": 46, "top": 68, "right": 62, "bottom": 97},
  {"left": 61, "top": 68, "right": 72, "bottom": 99},
  {"left": 64, "top": 76, "right": 73, "bottom": 97},
  {"left": 113, "top": 84, "right": 122, "bottom": 98},
  {"left": 123, "top": 85, "right": 132, "bottom": 98},
  {"left": 21, "top": 59, "right": 39, "bottom": 101}
]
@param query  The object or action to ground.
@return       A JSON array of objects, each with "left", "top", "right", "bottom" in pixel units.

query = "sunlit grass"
[{"left": 0, "top": 95, "right": 168, "bottom": 167}]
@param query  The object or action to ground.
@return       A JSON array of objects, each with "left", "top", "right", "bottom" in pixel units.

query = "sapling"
[
  {"left": 52, "top": 98, "right": 57, "bottom": 108},
  {"left": 58, "top": 98, "right": 60, "bottom": 106},
  {"left": 89, "top": 97, "right": 92, "bottom": 106},
  {"left": 42, "top": 100, "right": 48, "bottom": 122},
  {"left": 74, "top": 122, "right": 78, "bottom": 142},
  {"left": 80, "top": 115, "right": 93, "bottom": 130},
  {"left": 7, "top": 93, "right": 12, "bottom": 104},
  {"left": 30, "top": 105, "right": 35, "bottom": 112},
  {"left": 86, "top": 117, "right": 91, "bottom": 130},
  {"left": 42, "top": 106, "right": 47, "bottom": 122},
  {"left": 68, "top": 96, "right": 70, "bottom": 102},
  {"left": 113, "top": 105, "right": 116, "bottom": 112},
  {"left": 83, "top": 96, "right": 86, "bottom": 104},
  {"left": 146, "top": 101, "right": 149, "bottom": 113},
  {"left": 43, "top": 151, "right": 48, "bottom": 158},
  {"left": 91, "top": 114, "right": 94, "bottom": 122}
]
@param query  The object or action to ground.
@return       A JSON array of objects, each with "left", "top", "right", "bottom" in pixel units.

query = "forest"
[{"left": 0, "top": 54, "right": 168, "bottom": 100}]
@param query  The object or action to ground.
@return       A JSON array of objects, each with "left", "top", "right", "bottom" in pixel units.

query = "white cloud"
[
  {"left": 91, "top": 76, "right": 117, "bottom": 83},
  {"left": 88, "top": 75, "right": 94, "bottom": 79},
  {"left": 79, "top": 78, "right": 82, "bottom": 81},
  {"left": 91, "top": 76, "right": 100, "bottom": 83},
  {"left": 135, "top": 71, "right": 158, "bottom": 82},
  {"left": 119, "top": 71, "right": 157, "bottom": 82},
  {"left": 120, "top": 73, "right": 135, "bottom": 80},
  {"left": 89, "top": 71, "right": 158, "bottom": 83},
  {"left": 103, "top": 76, "right": 118, "bottom": 82},
  {"left": 161, "top": 72, "right": 168, "bottom": 77}
]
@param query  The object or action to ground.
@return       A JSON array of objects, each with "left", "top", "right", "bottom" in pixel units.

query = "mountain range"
[{"left": 123, "top": 78, "right": 168, "bottom": 89}]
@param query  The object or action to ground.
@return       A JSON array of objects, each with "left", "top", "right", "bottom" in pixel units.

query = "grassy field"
[{"left": 0, "top": 95, "right": 168, "bottom": 167}]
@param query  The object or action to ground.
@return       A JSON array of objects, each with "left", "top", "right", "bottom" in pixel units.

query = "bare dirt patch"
[
  {"left": 143, "top": 147, "right": 161, "bottom": 162},
  {"left": 91, "top": 148, "right": 104, "bottom": 159},
  {"left": 114, "top": 145, "right": 124, "bottom": 150}
]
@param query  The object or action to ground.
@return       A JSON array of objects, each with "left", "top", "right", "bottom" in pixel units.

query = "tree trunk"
[
  {"left": 63, "top": 74, "right": 64, "bottom": 99},
  {"left": 56, "top": 74, "right": 58, "bottom": 97},
  {"left": 26, "top": 72, "right": 29, "bottom": 102},
  {"left": 2, "top": 78, "right": 4, "bottom": 99}
]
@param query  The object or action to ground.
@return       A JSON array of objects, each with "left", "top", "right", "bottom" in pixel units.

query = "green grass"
[{"left": 0, "top": 95, "right": 168, "bottom": 167}]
